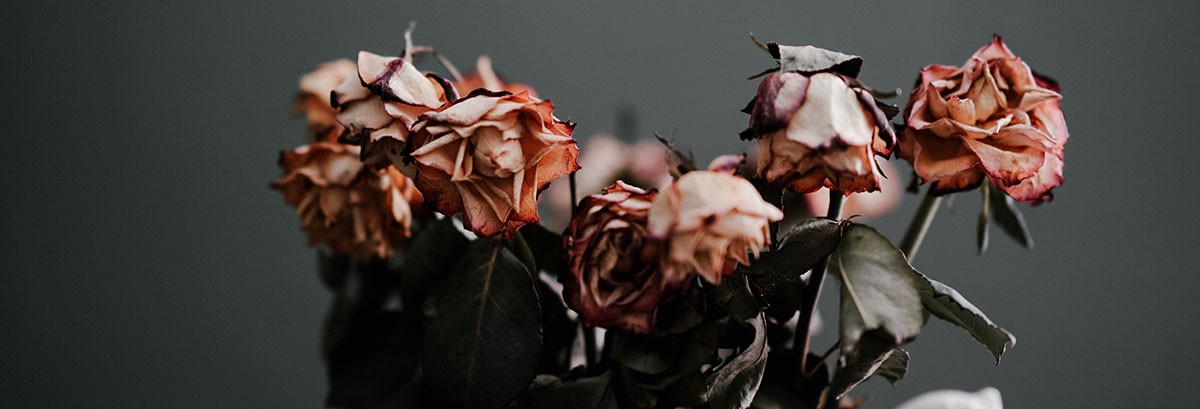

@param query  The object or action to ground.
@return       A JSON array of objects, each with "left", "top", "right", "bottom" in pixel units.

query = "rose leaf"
[
  {"left": 831, "top": 224, "right": 928, "bottom": 358},
  {"left": 399, "top": 217, "right": 471, "bottom": 313},
  {"left": 526, "top": 372, "right": 619, "bottom": 409},
  {"left": 707, "top": 314, "right": 769, "bottom": 409},
  {"left": 751, "top": 218, "right": 843, "bottom": 281},
  {"left": 830, "top": 330, "right": 907, "bottom": 399},
  {"left": 920, "top": 277, "right": 1017, "bottom": 364},
  {"left": 421, "top": 239, "right": 542, "bottom": 409},
  {"left": 520, "top": 223, "right": 565, "bottom": 275},
  {"left": 987, "top": 182, "right": 1035, "bottom": 249},
  {"left": 323, "top": 305, "right": 422, "bottom": 408}
]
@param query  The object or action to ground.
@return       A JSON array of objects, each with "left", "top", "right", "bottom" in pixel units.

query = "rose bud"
[
  {"left": 408, "top": 90, "right": 580, "bottom": 237},
  {"left": 898, "top": 36, "right": 1068, "bottom": 203},
  {"left": 453, "top": 56, "right": 538, "bottom": 98},
  {"left": 272, "top": 142, "right": 422, "bottom": 259},
  {"left": 744, "top": 71, "right": 896, "bottom": 194},
  {"left": 647, "top": 170, "right": 784, "bottom": 284},
  {"left": 562, "top": 181, "right": 677, "bottom": 334},
  {"left": 292, "top": 59, "right": 356, "bottom": 143},
  {"left": 331, "top": 51, "right": 457, "bottom": 168}
]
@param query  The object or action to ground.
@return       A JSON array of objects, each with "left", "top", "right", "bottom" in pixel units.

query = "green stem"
[
  {"left": 796, "top": 189, "right": 844, "bottom": 377},
  {"left": 899, "top": 192, "right": 942, "bottom": 262}
]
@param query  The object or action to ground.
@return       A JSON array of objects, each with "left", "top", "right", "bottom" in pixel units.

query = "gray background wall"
[{"left": 2, "top": 0, "right": 1195, "bottom": 407}]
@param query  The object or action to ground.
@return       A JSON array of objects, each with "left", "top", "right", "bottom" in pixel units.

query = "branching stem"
[
  {"left": 796, "top": 189, "right": 844, "bottom": 377},
  {"left": 899, "top": 191, "right": 942, "bottom": 262}
]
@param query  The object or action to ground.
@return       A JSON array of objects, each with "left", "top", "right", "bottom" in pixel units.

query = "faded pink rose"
[
  {"left": 331, "top": 51, "right": 456, "bottom": 168},
  {"left": 899, "top": 36, "right": 1068, "bottom": 203},
  {"left": 744, "top": 71, "right": 896, "bottom": 194},
  {"left": 272, "top": 142, "right": 423, "bottom": 259},
  {"left": 563, "top": 181, "right": 678, "bottom": 334},
  {"left": 647, "top": 170, "right": 784, "bottom": 284},
  {"left": 408, "top": 90, "right": 579, "bottom": 237},
  {"left": 292, "top": 59, "right": 356, "bottom": 143}
]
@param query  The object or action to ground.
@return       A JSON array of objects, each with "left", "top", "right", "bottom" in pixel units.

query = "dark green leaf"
[
  {"left": 752, "top": 218, "right": 843, "bottom": 281},
  {"left": 708, "top": 315, "right": 770, "bottom": 409},
  {"left": 988, "top": 183, "right": 1035, "bottom": 249},
  {"left": 399, "top": 218, "right": 470, "bottom": 313},
  {"left": 324, "top": 309, "right": 422, "bottom": 408},
  {"left": 610, "top": 333, "right": 675, "bottom": 375},
  {"left": 876, "top": 348, "right": 908, "bottom": 384},
  {"left": 536, "top": 276, "right": 576, "bottom": 374},
  {"left": 920, "top": 278, "right": 1016, "bottom": 363},
  {"left": 520, "top": 223, "right": 565, "bottom": 275},
  {"left": 830, "top": 329, "right": 900, "bottom": 399},
  {"left": 710, "top": 274, "right": 762, "bottom": 321},
  {"left": 830, "top": 225, "right": 928, "bottom": 361},
  {"left": 317, "top": 251, "right": 351, "bottom": 289},
  {"left": 527, "top": 372, "right": 618, "bottom": 409},
  {"left": 421, "top": 240, "right": 542, "bottom": 409},
  {"left": 656, "top": 285, "right": 706, "bottom": 334},
  {"left": 768, "top": 43, "right": 863, "bottom": 78}
]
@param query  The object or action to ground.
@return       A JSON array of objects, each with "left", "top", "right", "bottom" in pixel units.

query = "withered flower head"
[
  {"left": 563, "top": 181, "right": 678, "bottom": 334},
  {"left": 407, "top": 90, "right": 579, "bottom": 238},
  {"left": 745, "top": 71, "right": 896, "bottom": 194},
  {"left": 272, "top": 142, "right": 423, "bottom": 259},
  {"left": 293, "top": 59, "right": 357, "bottom": 142},
  {"left": 899, "top": 36, "right": 1068, "bottom": 203},
  {"left": 647, "top": 170, "right": 783, "bottom": 284},
  {"left": 331, "top": 51, "right": 457, "bottom": 168}
]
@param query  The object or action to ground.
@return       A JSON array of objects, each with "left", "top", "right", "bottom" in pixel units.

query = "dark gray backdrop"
[{"left": 3, "top": 0, "right": 1195, "bottom": 407}]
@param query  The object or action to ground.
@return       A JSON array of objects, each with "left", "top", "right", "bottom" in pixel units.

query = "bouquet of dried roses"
[{"left": 273, "top": 28, "right": 1067, "bottom": 409}]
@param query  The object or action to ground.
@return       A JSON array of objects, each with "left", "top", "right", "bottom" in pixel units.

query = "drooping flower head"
[
  {"left": 563, "top": 181, "right": 677, "bottom": 334},
  {"left": 272, "top": 142, "right": 423, "bottom": 259},
  {"left": 292, "top": 59, "right": 357, "bottom": 143},
  {"left": 408, "top": 90, "right": 579, "bottom": 237},
  {"left": 899, "top": 36, "right": 1068, "bottom": 203},
  {"left": 742, "top": 44, "right": 896, "bottom": 195},
  {"left": 647, "top": 169, "right": 783, "bottom": 284},
  {"left": 332, "top": 51, "right": 457, "bottom": 168}
]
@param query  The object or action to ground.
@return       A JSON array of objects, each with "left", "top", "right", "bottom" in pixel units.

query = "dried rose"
[
  {"left": 744, "top": 71, "right": 895, "bottom": 194},
  {"left": 647, "top": 170, "right": 783, "bottom": 284},
  {"left": 331, "top": 51, "right": 457, "bottom": 168},
  {"left": 292, "top": 59, "right": 356, "bottom": 142},
  {"left": 408, "top": 90, "right": 579, "bottom": 237},
  {"left": 271, "top": 142, "right": 422, "bottom": 259},
  {"left": 563, "top": 181, "right": 676, "bottom": 333},
  {"left": 454, "top": 56, "right": 538, "bottom": 98},
  {"left": 899, "top": 36, "right": 1068, "bottom": 203}
]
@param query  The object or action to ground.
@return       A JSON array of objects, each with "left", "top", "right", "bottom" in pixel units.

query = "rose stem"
[
  {"left": 796, "top": 189, "right": 844, "bottom": 378},
  {"left": 898, "top": 191, "right": 943, "bottom": 262},
  {"left": 568, "top": 171, "right": 598, "bottom": 366}
]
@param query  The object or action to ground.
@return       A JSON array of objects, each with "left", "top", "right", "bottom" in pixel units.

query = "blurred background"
[{"left": 2, "top": 0, "right": 1196, "bottom": 407}]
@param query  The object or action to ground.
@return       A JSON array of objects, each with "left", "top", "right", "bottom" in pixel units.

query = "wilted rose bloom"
[
  {"left": 899, "top": 36, "right": 1068, "bottom": 203},
  {"left": 647, "top": 171, "right": 783, "bottom": 284},
  {"left": 272, "top": 142, "right": 422, "bottom": 259},
  {"left": 745, "top": 71, "right": 895, "bottom": 194},
  {"left": 563, "top": 181, "right": 677, "bottom": 334},
  {"left": 331, "top": 51, "right": 456, "bottom": 168},
  {"left": 292, "top": 59, "right": 356, "bottom": 143},
  {"left": 408, "top": 90, "right": 579, "bottom": 237},
  {"left": 454, "top": 56, "right": 538, "bottom": 98}
]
